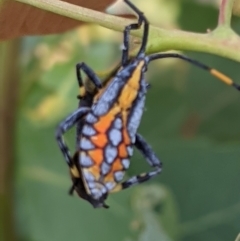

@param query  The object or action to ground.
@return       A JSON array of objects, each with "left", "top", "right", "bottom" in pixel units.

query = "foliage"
[{"left": 0, "top": 0, "right": 240, "bottom": 241}]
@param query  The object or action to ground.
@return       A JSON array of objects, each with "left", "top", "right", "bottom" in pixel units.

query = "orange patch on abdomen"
[
  {"left": 94, "top": 114, "right": 114, "bottom": 133},
  {"left": 118, "top": 143, "right": 128, "bottom": 158},
  {"left": 91, "top": 134, "right": 108, "bottom": 148},
  {"left": 111, "top": 158, "right": 123, "bottom": 172},
  {"left": 87, "top": 165, "right": 100, "bottom": 180},
  {"left": 88, "top": 149, "right": 103, "bottom": 165},
  {"left": 104, "top": 172, "right": 115, "bottom": 183},
  {"left": 104, "top": 158, "right": 123, "bottom": 182},
  {"left": 122, "top": 129, "right": 131, "bottom": 145},
  {"left": 93, "top": 106, "right": 120, "bottom": 133}
]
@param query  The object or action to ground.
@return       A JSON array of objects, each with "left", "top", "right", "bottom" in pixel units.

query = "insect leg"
[
  {"left": 122, "top": 133, "right": 162, "bottom": 189},
  {"left": 69, "top": 180, "right": 77, "bottom": 195},
  {"left": 148, "top": 53, "right": 240, "bottom": 91},
  {"left": 55, "top": 107, "right": 90, "bottom": 167},
  {"left": 110, "top": 133, "right": 162, "bottom": 193},
  {"left": 122, "top": 0, "right": 149, "bottom": 66},
  {"left": 134, "top": 133, "right": 162, "bottom": 168},
  {"left": 76, "top": 62, "right": 103, "bottom": 99}
]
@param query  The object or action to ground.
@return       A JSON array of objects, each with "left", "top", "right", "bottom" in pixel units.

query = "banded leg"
[
  {"left": 75, "top": 62, "right": 104, "bottom": 143},
  {"left": 75, "top": 61, "right": 125, "bottom": 147},
  {"left": 55, "top": 107, "right": 90, "bottom": 166},
  {"left": 147, "top": 53, "right": 240, "bottom": 91},
  {"left": 111, "top": 133, "right": 162, "bottom": 192},
  {"left": 134, "top": 133, "right": 162, "bottom": 168},
  {"left": 122, "top": 0, "right": 149, "bottom": 66},
  {"left": 76, "top": 62, "right": 103, "bottom": 99}
]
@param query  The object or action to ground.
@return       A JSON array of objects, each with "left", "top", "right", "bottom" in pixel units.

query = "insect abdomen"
[{"left": 78, "top": 60, "right": 147, "bottom": 199}]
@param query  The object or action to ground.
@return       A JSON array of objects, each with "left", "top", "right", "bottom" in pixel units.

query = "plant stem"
[
  {"left": 146, "top": 27, "right": 240, "bottom": 61},
  {"left": 0, "top": 39, "right": 20, "bottom": 241},
  {"left": 218, "top": 0, "right": 235, "bottom": 26},
  {"left": 15, "top": 0, "right": 240, "bottom": 62},
  {"left": 17, "top": 0, "right": 125, "bottom": 29}
]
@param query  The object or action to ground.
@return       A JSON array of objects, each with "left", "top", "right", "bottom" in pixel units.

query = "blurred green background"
[{"left": 1, "top": 0, "right": 240, "bottom": 241}]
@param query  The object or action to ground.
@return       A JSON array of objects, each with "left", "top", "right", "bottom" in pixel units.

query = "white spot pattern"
[
  {"left": 80, "top": 152, "right": 93, "bottom": 167},
  {"left": 86, "top": 113, "right": 98, "bottom": 124},
  {"left": 114, "top": 118, "right": 122, "bottom": 129},
  {"left": 88, "top": 182, "right": 96, "bottom": 189},
  {"left": 93, "top": 101, "right": 109, "bottom": 116},
  {"left": 101, "top": 186, "right": 107, "bottom": 194},
  {"left": 122, "top": 158, "right": 130, "bottom": 169},
  {"left": 80, "top": 137, "right": 94, "bottom": 150},
  {"left": 83, "top": 171, "right": 95, "bottom": 182},
  {"left": 82, "top": 125, "right": 96, "bottom": 136},
  {"left": 105, "top": 182, "right": 116, "bottom": 191},
  {"left": 91, "top": 188, "right": 102, "bottom": 199},
  {"left": 114, "top": 171, "right": 125, "bottom": 182},
  {"left": 101, "top": 162, "right": 111, "bottom": 175},
  {"left": 105, "top": 144, "right": 117, "bottom": 164},
  {"left": 109, "top": 128, "right": 122, "bottom": 146},
  {"left": 127, "top": 146, "right": 133, "bottom": 156}
]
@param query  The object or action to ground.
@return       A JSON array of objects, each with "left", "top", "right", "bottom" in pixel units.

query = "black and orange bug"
[
  {"left": 68, "top": 63, "right": 124, "bottom": 209},
  {"left": 56, "top": 0, "right": 240, "bottom": 209}
]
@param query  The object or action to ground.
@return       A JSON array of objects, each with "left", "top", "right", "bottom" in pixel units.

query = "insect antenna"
[{"left": 148, "top": 53, "right": 240, "bottom": 91}]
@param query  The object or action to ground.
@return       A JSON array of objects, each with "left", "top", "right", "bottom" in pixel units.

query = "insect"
[
  {"left": 68, "top": 63, "right": 124, "bottom": 209},
  {"left": 56, "top": 0, "right": 240, "bottom": 209}
]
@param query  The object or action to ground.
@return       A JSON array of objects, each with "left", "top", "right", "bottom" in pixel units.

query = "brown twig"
[{"left": 0, "top": 39, "right": 20, "bottom": 241}]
